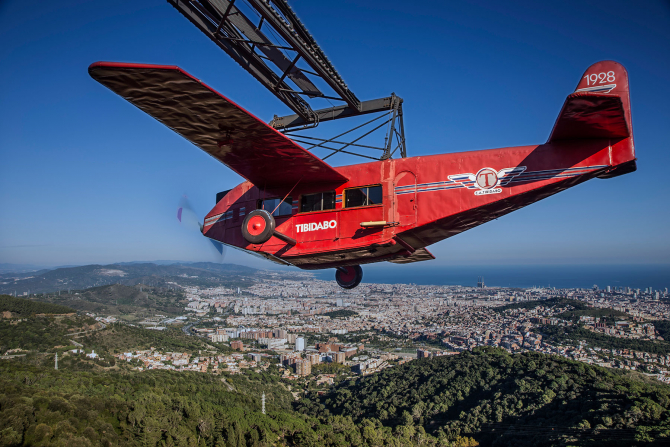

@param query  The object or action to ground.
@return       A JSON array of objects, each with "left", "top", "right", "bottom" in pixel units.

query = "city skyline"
[{"left": 74, "top": 274, "right": 670, "bottom": 383}]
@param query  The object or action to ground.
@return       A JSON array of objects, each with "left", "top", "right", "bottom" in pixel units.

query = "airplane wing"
[
  {"left": 548, "top": 60, "right": 631, "bottom": 143},
  {"left": 89, "top": 62, "right": 348, "bottom": 192}
]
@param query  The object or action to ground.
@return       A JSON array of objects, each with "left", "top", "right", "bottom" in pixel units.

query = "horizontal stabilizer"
[
  {"left": 388, "top": 247, "right": 435, "bottom": 264},
  {"left": 89, "top": 62, "right": 348, "bottom": 192},
  {"left": 548, "top": 61, "right": 632, "bottom": 143}
]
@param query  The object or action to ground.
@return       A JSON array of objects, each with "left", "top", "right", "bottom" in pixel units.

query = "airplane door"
[{"left": 394, "top": 171, "right": 417, "bottom": 227}]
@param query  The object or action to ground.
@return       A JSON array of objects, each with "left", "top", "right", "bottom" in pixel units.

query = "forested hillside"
[
  {"left": 0, "top": 296, "right": 97, "bottom": 354},
  {"left": 3, "top": 348, "right": 670, "bottom": 446},
  {"left": 35, "top": 284, "right": 187, "bottom": 318},
  {"left": 0, "top": 361, "right": 451, "bottom": 447},
  {"left": 301, "top": 348, "right": 670, "bottom": 446},
  {"left": 0, "top": 363, "right": 306, "bottom": 446},
  {"left": 0, "top": 294, "right": 221, "bottom": 359},
  {"left": 0, "top": 295, "right": 74, "bottom": 317},
  {"left": 82, "top": 323, "right": 221, "bottom": 355}
]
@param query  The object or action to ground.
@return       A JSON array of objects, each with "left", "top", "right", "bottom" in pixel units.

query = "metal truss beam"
[
  {"left": 244, "top": 0, "right": 360, "bottom": 111},
  {"left": 169, "top": 0, "right": 316, "bottom": 120},
  {"left": 270, "top": 96, "right": 396, "bottom": 130},
  {"left": 168, "top": 0, "right": 408, "bottom": 159}
]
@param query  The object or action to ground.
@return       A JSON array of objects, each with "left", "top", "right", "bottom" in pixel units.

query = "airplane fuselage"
[{"left": 203, "top": 136, "right": 635, "bottom": 269}]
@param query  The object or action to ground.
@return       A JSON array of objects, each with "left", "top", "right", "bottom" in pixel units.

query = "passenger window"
[
  {"left": 258, "top": 197, "right": 293, "bottom": 216},
  {"left": 300, "top": 191, "right": 336, "bottom": 212},
  {"left": 344, "top": 185, "right": 383, "bottom": 208}
]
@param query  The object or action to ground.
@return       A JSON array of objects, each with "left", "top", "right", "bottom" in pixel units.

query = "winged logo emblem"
[{"left": 449, "top": 166, "right": 526, "bottom": 195}]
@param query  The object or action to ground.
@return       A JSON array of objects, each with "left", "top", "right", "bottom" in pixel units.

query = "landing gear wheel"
[
  {"left": 335, "top": 265, "right": 363, "bottom": 289},
  {"left": 241, "top": 210, "right": 275, "bottom": 244}
]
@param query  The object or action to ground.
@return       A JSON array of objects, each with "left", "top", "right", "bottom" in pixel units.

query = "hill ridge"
[
  {"left": 301, "top": 347, "right": 670, "bottom": 446},
  {"left": 0, "top": 261, "right": 262, "bottom": 295}
]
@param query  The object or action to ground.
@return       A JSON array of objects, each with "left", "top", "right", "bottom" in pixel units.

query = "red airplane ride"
[
  {"left": 90, "top": 59, "right": 635, "bottom": 289},
  {"left": 89, "top": 0, "right": 635, "bottom": 289}
]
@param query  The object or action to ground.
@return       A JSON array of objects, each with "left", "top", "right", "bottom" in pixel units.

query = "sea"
[{"left": 313, "top": 264, "right": 670, "bottom": 290}]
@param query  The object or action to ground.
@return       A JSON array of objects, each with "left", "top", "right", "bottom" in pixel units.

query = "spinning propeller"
[{"left": 177, "top": 195, "right": 226, "bottom": 261}]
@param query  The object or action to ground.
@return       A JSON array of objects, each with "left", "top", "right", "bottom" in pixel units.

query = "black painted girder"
[
  {"left": 210, "top": 0, "right": 321, "bottom": 96},
  {"left": 245, "top": 0, "right": 361, "bottom": 111},
  {"left": 270, "top": 97, "right": 397, "bottom": 130},
  {"left": 168, "top": 0, "right": 314, "bottom": 120}
]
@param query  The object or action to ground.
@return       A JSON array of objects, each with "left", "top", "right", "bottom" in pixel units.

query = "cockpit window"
[
  {"left": 258, "top": 197, "right": 293, "bottom": 216},
  {"left": 344, "top": 185, "right": 382, "bottom": 208},
  {"left": 300, "top": 191, "right": 336, "bottom": 212}
]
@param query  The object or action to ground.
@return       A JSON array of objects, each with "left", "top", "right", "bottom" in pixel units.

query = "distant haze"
[{"left": 2, "top": 261, "right": 668, "bottom": 292}]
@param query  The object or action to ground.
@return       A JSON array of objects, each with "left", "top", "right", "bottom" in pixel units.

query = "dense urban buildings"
[{"left": 105, "top": 276, "right": 670, "bottom": 383}]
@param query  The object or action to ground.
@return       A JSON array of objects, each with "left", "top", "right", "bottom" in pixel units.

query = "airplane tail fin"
[{"left": 548, "top": 60, "right": 636, "bottom": 177}]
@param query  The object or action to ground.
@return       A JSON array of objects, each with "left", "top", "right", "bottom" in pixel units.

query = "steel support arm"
[
  {"left": 271, "top": 96, "right": 398, "bottom": 130},
  {"left": 168, "top": 0, "right": 314, "bottom": 120},
  {"left": 245, "top": 0, "right": 361, "bottom": 111}
]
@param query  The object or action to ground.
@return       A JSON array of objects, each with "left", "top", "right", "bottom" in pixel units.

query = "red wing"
[{"left": 89, "top": 62, "right": 348, "bottom": 191}]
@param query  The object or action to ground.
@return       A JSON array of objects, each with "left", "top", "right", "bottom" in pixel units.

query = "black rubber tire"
[
  {"left": 241, "top": 209, "right": 275, "bottom": 244},
  {"left": 335, "top": 265, "right": 363, "bottom": 289}
]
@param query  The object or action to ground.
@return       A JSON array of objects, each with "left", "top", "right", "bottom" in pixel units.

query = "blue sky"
[{"left": 1, "top": 0, "right": 669, "bottom": 269}]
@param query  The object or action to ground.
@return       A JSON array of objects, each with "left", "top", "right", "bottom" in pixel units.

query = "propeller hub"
[{"left": 247, "top": 215, "right": 267, "bottom": 236}]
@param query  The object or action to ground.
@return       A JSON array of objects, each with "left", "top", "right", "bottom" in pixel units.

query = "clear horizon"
[
  {"left": 2, "top": 259, "right": 670, "bottom": 269},
  {"left": 2, "top": 260, "right": 669, "bottom": 291}
]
